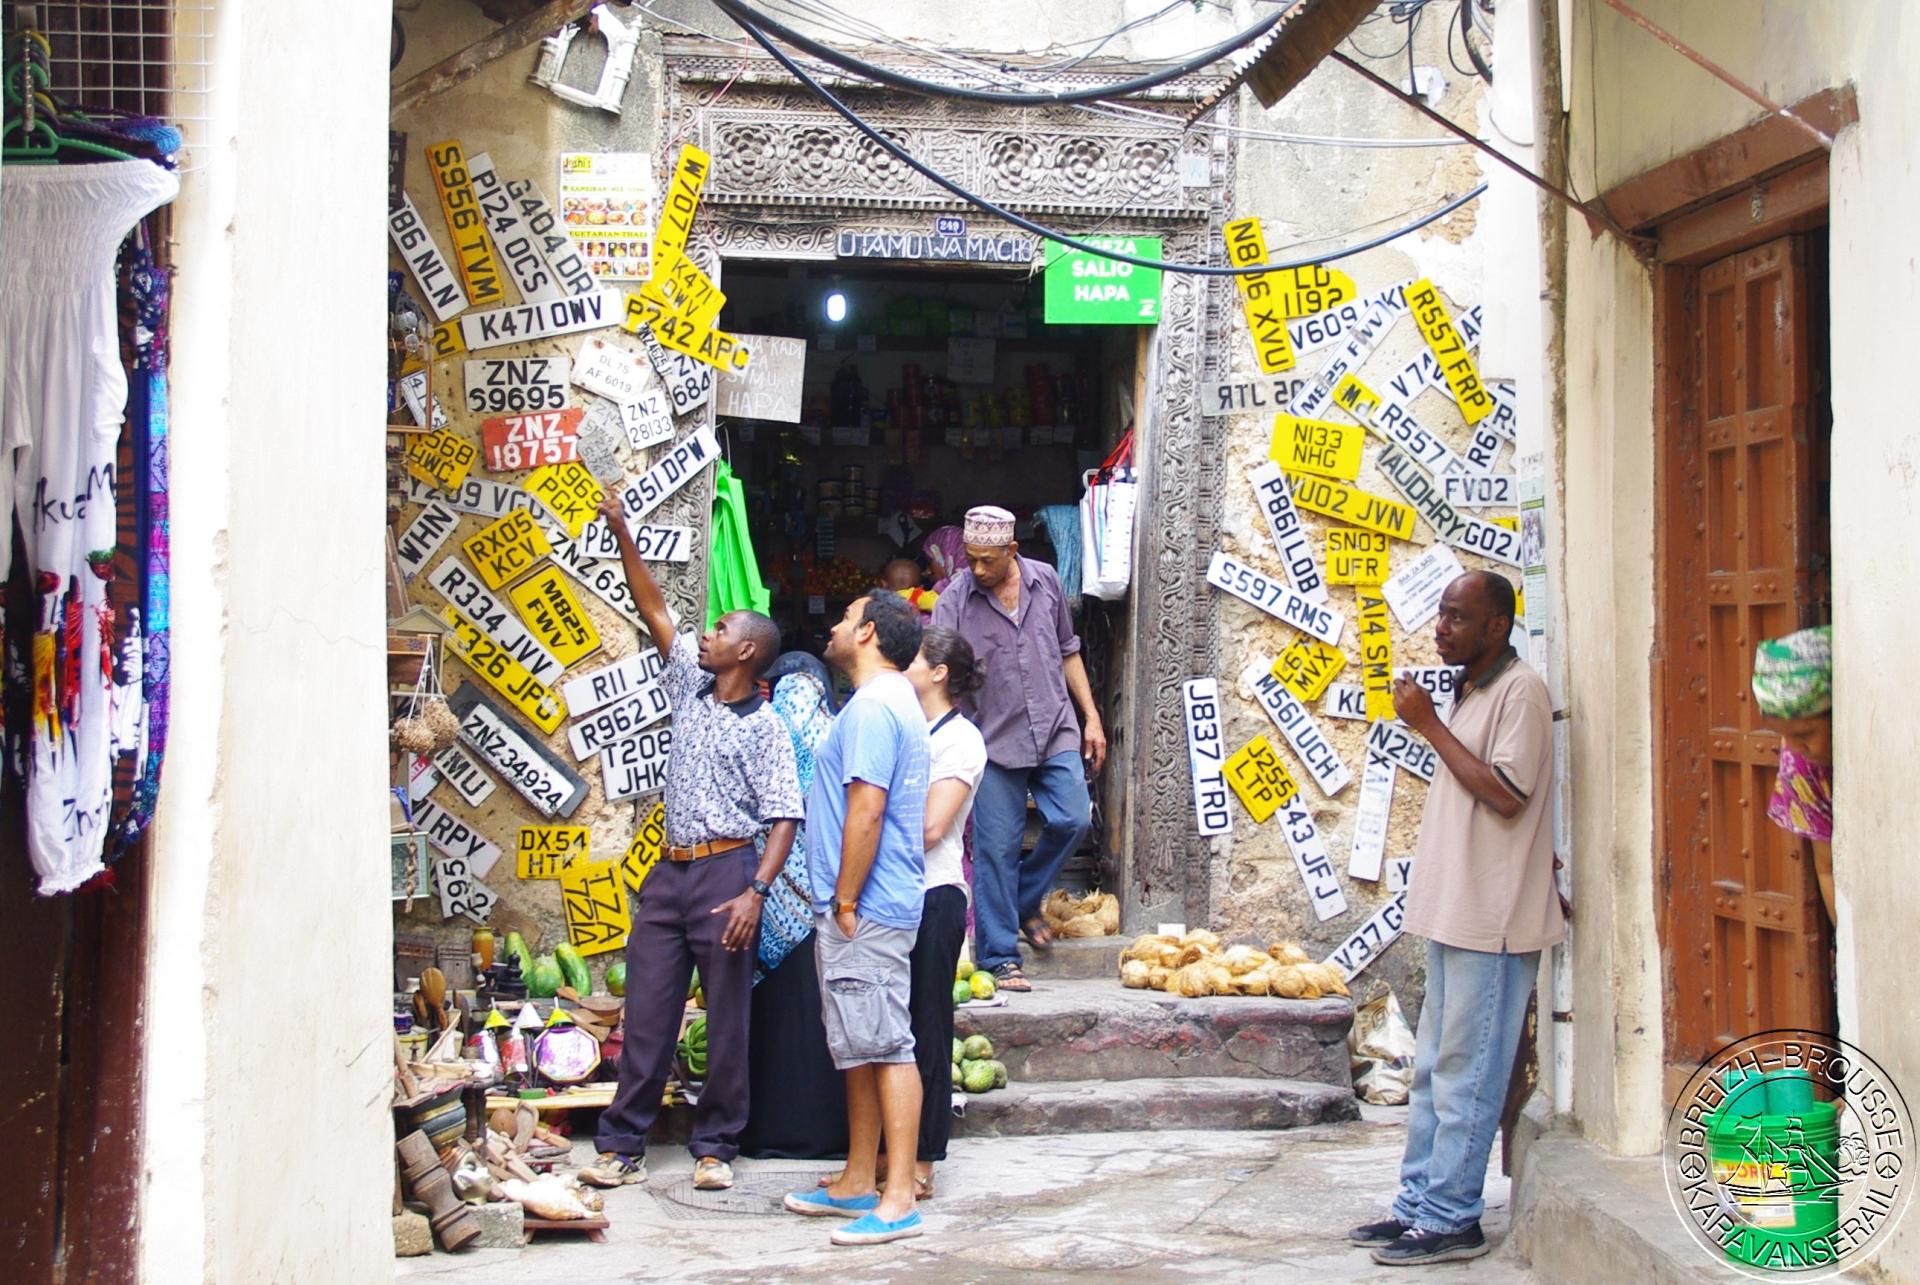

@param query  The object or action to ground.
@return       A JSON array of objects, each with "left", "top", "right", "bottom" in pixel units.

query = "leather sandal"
[{"left": 1020, "top": 917, "right": 1055, "bottom": 950}]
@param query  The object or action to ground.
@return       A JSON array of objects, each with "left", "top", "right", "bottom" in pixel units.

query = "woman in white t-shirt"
[{"left": 904, "top": 627, "right": 988, "bottom": 1199}]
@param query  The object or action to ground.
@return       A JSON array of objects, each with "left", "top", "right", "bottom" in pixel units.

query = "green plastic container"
[{"left": 1706, "top": 1085, "right": 1839, "bottom": 1266}]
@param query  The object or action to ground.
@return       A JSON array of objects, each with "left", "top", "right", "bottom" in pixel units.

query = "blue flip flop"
[
  {"left": 784, "top": 1188, "right": 880, "bottom": 1218},
  {"left": 831, "top": 1209, "right": 925, "bottom": 1246}
]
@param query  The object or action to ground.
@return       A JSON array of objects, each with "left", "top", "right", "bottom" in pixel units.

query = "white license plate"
[
  {"left": 398, "top": 369, "right": 447, "bottom": 430},
  {"left": 1200, "top": 374, "right": 1313, "bottom": 417},
  {"left": 1387, "top": 854, "right": 1413, "bottom": 893},
  {"left": 425, "top": 559, "right": 563, "bottom": 683},
  {"left": 1275, "top": 793, "right": 1348, "bottom": 921},
  {"left": 1324, "top": 890, "right": 1407, "bottom": 981},
  {"left": 467, "top": 153, "right": 564, "bottom": 304},
  {"left": 548, "top": 538, "right": 642, "bottom": 626},
  {"left": 1382, "top": 543, "right": 1466, "bottom": 632},
  {"left": 1375, "top": 446, "right": 1523, "bottom": 566},
  {"left": 600, "top": 725, "right": 673, "bottom": 802},
  {"left": 1442, "top": 472, "right": 1515, "bottom": 508},
  {"left": 1367, "top": 399, "right": 1471, "bottom": 479},
  {"left": 451, "top": 684, "right": 591, "bottom": 817},
  {"left": 412, "top": 798, "right": 504, "bottom": 880},
  {"left": 1320, "top": 683, "right": 1367, "bottom": 721},
  {"left": 1181, "top": 677, "right": 1233, "bottom": 837},
  {"left": 1206, "top": 550, "right": 1343, "bottom": 645},
  {"left": 464, "top": 357, "right": 570, "bottom": 416},
  {"left": 503, "top": 177, "right": 596, "bottom": 297},
  {"left": 459, "top": 290, "right": 618, "bottom": 351},
  {"left": 1394, "top": 665, "right": 1459, "bottom": 718},
  {"left": 388, "top": 194, "right": 468, "bottom": 322},
  {"left": 1365, "top": 718, "right": 1437, "bottom": 782},
  {"left": 394, "top": 501, "right": 458, "bottom": 580},
  {"left": 567, "top": 684, "right": 672, "bottom": 760},
  {"left": 573, "top": 519, "right": 695, "bottom": 563},
  {"left": 1248, "top": 668, "right": 1352, "bottom": 797},
  {"left": 1348, "top": 752, "right": 1395, "bottom": 880},
  {"left": 621, "top": 388, "right": 676, "bottom": 450},
  {"left": 433, "top": 852, "right": 500, "bottom": 925},
  {"left": 573, "top": 335, "right": 657, "bottom": 405},
  {"left": 410, "top": 475, "right": 551, "bottom": 524},
  {"left": 432, "top": 745, "right": 497, "bottom": 808},
  {"left": 1247, "top": 462, "right": 1327, "bottom": 602},
  {"left": 620, "top": 426, "right": 720, "bottom": 522},
  {"left": 1288, "top": 301, "right": 1400, "bottom": 419},
  {"left": 638, "top": 327, "right": 715, "bottom": 415},
  {"left": 559, "top": 639, "right": 680, "bottom": 717}
]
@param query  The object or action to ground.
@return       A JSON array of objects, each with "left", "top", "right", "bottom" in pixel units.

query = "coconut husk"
[
  {"left": 1120, "top": 959, "right": 1152, "bottom": 989},
  {"left": 1168, "top": 961, "right": 1217, "bottom": 997},
  {"left": 1058, "top": 914, "right": 1106, "bottom": 938},
  {"left": 1235, "top": 967, "right": 1272, "bottom": 996},
  {"left": 421, "top": 697, "right": 461, "bottom": 750},
  {"left": 1153, "top": 943, "right": 1184, "bottom": 968},
  {"left": 1041, "top": 889, "right": 1078, "bottom": 928},
  {"left": 391, "top": 716, "right": 436, "bottom": 754},
  {"left": 1180, "top": 928, "right": 1221, "bottom": 951},
  {"left": 1220, "top": 945, "right": 1269, "bottom": 975},
  {"left": 1270, "top": 964, "right": 1309, "bottom": 999},
  {"left": 1089, "top": 892, "right": 1121, "bottom": 935},
  {"left": 1267, "top": 941, "right": 1312, "bottom": 965},
  {"left": 1122, "top": 933, "right": 1178, "bottom": 963},
  {"left": 1175, "top": 942, "right": 1210, "bottom": 967},
  {"left": 1147, "top": 964, "right": 1173, "bottom": 990}
]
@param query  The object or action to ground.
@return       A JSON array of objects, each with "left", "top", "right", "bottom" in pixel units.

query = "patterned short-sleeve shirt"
[{"left": 659, "top": 635, "right": 804, "bottom": 847}]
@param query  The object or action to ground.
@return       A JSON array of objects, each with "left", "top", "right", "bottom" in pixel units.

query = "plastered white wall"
[{"left": 141, "top": 1, "right": 394, "bottom": 1280}]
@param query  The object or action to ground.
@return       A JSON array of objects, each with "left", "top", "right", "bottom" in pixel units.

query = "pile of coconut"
[
  {"left": 1117, "top": 930, "right": 1351, "bottom": 999},
  {"left": 1039, "top": 889, "right": 1122, "bottom": 938}
]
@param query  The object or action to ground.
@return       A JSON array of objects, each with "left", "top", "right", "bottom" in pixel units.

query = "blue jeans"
[
  {"left": 1391, "top": 938, "right": 1539, "bottom": 1234},
  {"left": 970, "top": 751, "right": 1091, "bottom": 972}
]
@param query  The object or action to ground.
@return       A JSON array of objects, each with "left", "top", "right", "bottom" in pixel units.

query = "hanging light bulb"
[{"left": 824, "top": 290, "right": 849, "bottom": 324}]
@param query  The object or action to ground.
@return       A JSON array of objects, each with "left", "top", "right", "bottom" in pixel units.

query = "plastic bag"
[
  {"left": 1080, "top": 430, "right": 1136, "bottom": 600},
  {"left": 1350, "top": 988, "right": 1416, "bottom": 1105}
]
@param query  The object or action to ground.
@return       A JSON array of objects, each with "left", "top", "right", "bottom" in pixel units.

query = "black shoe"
[
  {"left": 1347, "top": 1217, "right": 1410, "bottom": 1246},
  {"left": 1370, "top": 1223, "right": 1489, "bottom": 1265}
]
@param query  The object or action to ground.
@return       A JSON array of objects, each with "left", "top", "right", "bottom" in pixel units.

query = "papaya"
[
  {"left": 527, "top": 954, "right": 564, "bottom": 998},
  {"left": 554, "top": 943, "right": 590, "bottom": 995},
  {"left": 606, "top": 961, "right": 627, "bottom": 997},
  {"left": 504, "top": 931, "right": 533, "bottom": 980}
]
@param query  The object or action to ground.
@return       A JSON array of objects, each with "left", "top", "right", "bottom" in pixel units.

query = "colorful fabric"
[
  {"left": 922, "top": 525, "right": 964, "bottom": 591},
  {"left": 657, "top": 635, "right": 802, "bottom": 849},
  {"left": 1751, "top": 625, "right": 1832, "bottom": 720},
  {"left": 1768, "top": 745, "right": 1834, "bottom": 842},
  {"left": 755, "top": 668, "right": 834, "bottom": 983}
]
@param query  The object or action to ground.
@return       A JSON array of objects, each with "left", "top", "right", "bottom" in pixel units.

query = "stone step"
[
  {"left": 950, "top": 1075, "right": 1360, "bottom": 1138},
  {"left": 955, "top": 978, "right": 1354, "bottom": 1088},
  {"left": 1018, "top": 935, "right": 1125, "bottom": 980}
]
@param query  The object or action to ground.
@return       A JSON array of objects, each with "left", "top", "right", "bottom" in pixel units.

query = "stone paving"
[{"left": 395, "top": 1107, "right": 1537, "bottom": 1282}]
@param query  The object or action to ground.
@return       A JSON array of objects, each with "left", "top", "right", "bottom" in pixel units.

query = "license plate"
[
  {"left": 442, "top": 606, "right": 567, "bottom": 733},
  {"left": 394, "top": 501, "right": 459, "bottom": 580},
  {"left": 1326, "top": 528, "right": 1388, "bottom": 586},
  {"left": 559, "top": 640, "right": 679, "bottom": 717},
  {"left": 1247, "top": 463, "right": 1327, "bottom": 603},
  {"left": 425, "top": 560, "right": 563, "bottom": 683},
  {"left": 1286, "top": 473, "right": 1417, "bottom": 542},
  {"left": 405, "top": 429, "right": 478, "bottom": 494},
  {"left": 559, "top": 858, "right": 630, "bottom": 956},
  {"left": 1484, "top": 379, "right": 1518, "bottom": 441},
  {"left": 1365, "top": 718, "right": 1437, "bottom": 781},
  {"left": 1270, "top": 638, "right": 1345, "bottom": 703},
  {"left": 1206, "top": 549, "right": 1344, "bottom": 645},
  {"left": 622, "top": 801, "right": 667, "bottom": 894},
  {"left": 1266, "top": 263, "right": 1355, "bottom": 318},
  {"left": 411, "top": 475, "right": 553, "bottom": 525},
  {"left": 1201, "top": 374, "right": 1313, "bottom": 417},
  {"left": 622, "top": 388, "right": 676, "bottom": 449},
  {"left": 432, "top": 745, "right": 497, "bottom": 808},
  {"left": 450, "top": 683, "right": 591, "bottom": 817},
  {"left": 413, "top": 799, "right": 504, "bottom": 881},
  {"left": 1288, "top": 301, "right": 1399, "bottom": 419},
  {"left": 525, "top": 460, "right": 605, "bottom": 537},
  {"left": 1395, "top": 665, "right": 1459, "bottom": 718},
  {"left": 1382, "top": 542, "right": 1466, "bottom": 632},
  {"left": 653, "top": 144, "right": 712, "bottom": 267},
  {"left": 462, "top": 509, "right": 552, "bottom": 590},
  {"left": 1377, "top": 303, "right": 1484, "bottom": 405},
  {"left": 1222, "top": 218, "right": 1297, "bottom": 374},
  {"left": 398, "top": 368, "right": 447, "bottom": 429},
  {"left": 567, "top": 682, "right": 672, "bottom": 760},
  {"left": 1375, "top": 446, "right": 1522, "bottom": 566},
  {"left": 1324, "top": 890, "right": 1407, "bottom": 981},
  {"left": 1359, "top": 591, "right": 1394, "bottom": 721},
  {"left": 502, "top": 177, "right": 596, "bottom": 297},
  {"left": 482, "top": 407, "right": 582, "bottom": 472},
  {"left": 619, "top": 426, "right": 720, "bottom": 522},
  {"left": 649, "top": 310, "right": 753, "bottom": 373},
  {"left": 1321, "top": 683, "right": 1368, "bottom": 721},
  {"left": 1270, "top": 414, "right": 1362, "bottom": 480},
  {"left": 635, "top": 323, "right": 715, "bottom": 415},
  {"left": 1248, "top": 668, "right": 1353, "bottom": 797},
  {"left": 516, "top": 824, "right": 589, "bottom": 879},
  {"left": 1407, "top": 278, "right": 1493, "bottom": 423},
  {"left": 1222, "top": 734, "right": 1296, "bottom": 825},
  {"left": 1329, "top": 372, "right": 1381, "bottom": 424},
  {"left": 601, "top": 724, "right": 673, "bottom": 802},
  {"left": 507, "top": 565, "right": 602, "bottom": 668},
  {"left": 464, "top": 357, "right": 569, "bottom": 416},
  {"left": 573, "top": 335, "right": 657, "bottom": 405},
  {"left": 467, "top": 153, "right": 563, "bottom": 304},
  {"left": 548, "top": 538, "right": 642, "bottom": 627},
  {"left": 1442, "top": 472, "right": 1515, "bottom": 508},
  {"left": 459, "top": 290, "right": 619, "bottom": 351},
  {"left": 1387, "top": 854, "right": 1413, "bottom": 893},
  {"left": 388, "top": 194, "right": 468, "bottom": 322},
  {"left": 1368, "top": 399, "right": 1473, "bottom": 480},
  {"left": 1465, "top": 421, "right": 1503, "bottom": 472},
  {"left": 433, "top": 852, "right": 500, "bottom": 925},
  {"left": 1180, "top": 677, "right": 1233, "bottom": 837},
  {"left": 1275, "top": 792, "right": 1348, "bottom": 921},
  {"left": 426, "top": 140, "right": 506, "bottom": 308},
  {"left": 1348, "top": 752, "right": 1395, "bottom": 880},
  {"left": 573, "top": 518, "right": 694, "bottom": 563},
  {"left": 641, "top": 251, "right": 725, "bottom": 328}
]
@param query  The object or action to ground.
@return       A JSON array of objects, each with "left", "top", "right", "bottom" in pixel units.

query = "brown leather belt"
[{"left": 667, "top": 838, "right": 753, "bottom": 863}]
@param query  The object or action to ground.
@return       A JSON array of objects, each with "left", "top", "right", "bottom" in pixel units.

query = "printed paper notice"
[{"left": 558, "top": 152, "right": 656, "bottom": 283}]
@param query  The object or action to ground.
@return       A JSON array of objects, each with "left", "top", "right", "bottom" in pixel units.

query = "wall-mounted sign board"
[
  {"left": 1042, "top": 236, "right": 1162, "bottom": 325},
  {"left": 836, "top": 230, "right": 1035, "bottom": 263}
]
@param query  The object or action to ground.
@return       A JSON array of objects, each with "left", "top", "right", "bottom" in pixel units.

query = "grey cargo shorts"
[{"left": 814, "top": 912, "right": 918, "bottom": 1070}]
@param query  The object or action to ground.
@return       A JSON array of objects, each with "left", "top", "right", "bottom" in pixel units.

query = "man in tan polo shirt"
[{"left": 1350, "top": 570, "right": 1565, "bottom": 1267}]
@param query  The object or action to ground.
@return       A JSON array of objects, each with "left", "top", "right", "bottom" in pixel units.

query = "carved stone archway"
[{"left": 663, "top": 40, "right": 1238, "bottom": 927}]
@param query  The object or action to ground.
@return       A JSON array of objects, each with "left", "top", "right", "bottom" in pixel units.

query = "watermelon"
[
  {"left": 606, "top": 962, "right": 627, "bottom": 997},
  {"left": 527, "top": 954, "right": 564, "bottom": 998},
  {"left": 554, "top": 943, "right": 590, "bottom": 995}
]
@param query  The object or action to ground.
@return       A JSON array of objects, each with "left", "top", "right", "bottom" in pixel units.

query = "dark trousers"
[
  {"left": 595, "top": 847, "right": 756, "bottom": 1162},
  {"left": 908, "top": 885, "right": 969, "bottom": 1162}
]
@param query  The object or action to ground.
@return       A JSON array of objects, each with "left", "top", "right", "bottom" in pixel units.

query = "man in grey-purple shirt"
[{"left": 929, "top": 505, "right": 1104, "bottom": 991}]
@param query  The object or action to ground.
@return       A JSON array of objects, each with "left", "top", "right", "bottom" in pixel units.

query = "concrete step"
[
  {"left": 1019, "top": 935, "right": 1125, "bottom": 980},
  {"left": 955, "top": 977, "right": 1354, "bottom": 1088},
  {"left": 950, "top": 1075, "right": 1361, "bottom": 1138}
]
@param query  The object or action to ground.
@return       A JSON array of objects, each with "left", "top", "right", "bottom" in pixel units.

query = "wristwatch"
[
  {"left": 836, "top": 899, "right": 858, "bottom": 915},
  {"left": 748, "top": 878, "right": 771, "bottom": 898}
]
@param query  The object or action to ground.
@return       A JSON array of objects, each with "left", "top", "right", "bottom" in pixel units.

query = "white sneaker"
[{"left": 693, "top": 1156, "right": 734, "bottom": 1190}]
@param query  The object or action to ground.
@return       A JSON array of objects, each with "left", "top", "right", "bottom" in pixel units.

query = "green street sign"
[{"left": 1043, "top": 236, "right": 1163, "bottom": 325}]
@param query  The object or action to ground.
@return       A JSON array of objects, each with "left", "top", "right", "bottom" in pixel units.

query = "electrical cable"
[
  {"left": 711, "top": 0, "right": 1294, "bottom": 106},
  {"left": 1458, "top": 0, "right": 1494, "bottom": 81},
  {"left": 732, "top": 12, "right": 1488, "bottom": 276}
]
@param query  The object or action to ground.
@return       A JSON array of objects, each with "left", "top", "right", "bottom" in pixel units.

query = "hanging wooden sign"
[
  {"left": 517, "top": 824, "right": 589, "bottom": 879},
  {"left": 426, "top": 559, "right": 563, "bottom": 682},
  {"left": 442, "top": 606, "right": 568, "bottom": 734},
  {"left": 1407, "top": 278, "right": 1494, "bottom": 423},
  {"left": 1275, "top": 792, "right": 1348, "bottom": 921},
  {"left": 567, "top": 683, "right": 672, "bottom": 760},
  {"left": 449, "top": 684, "right": 591, "bottom": 817},
  {"left": 425, "top": 140, "right": 505, "bottom": 307},
  {"left": 388, "top": 193, "right": 468, "bottom": 322},
  {"left": 506, "top": 565, "right": 602, "bottom": 668},
  {"left": 559, "top": 859, "right": 630, "bottom": 956},
  {"left": 525, "top": 460, "right": 605, "bottom": 538},
  {"left": 1180, "top": 677, "right": 1233, "bottom": 838},
  {"left": 601, "top": 724, "right": 672, "bottom": 802},
  {"left": 1206, "top": 550, "right": 1344, "bottom": 645},
  {"left": 1248, "top": 669, "right": 1352, "bottom": 797},
  {"left": 1222, "top": 734, "right": 1296, "bottom": 825}
]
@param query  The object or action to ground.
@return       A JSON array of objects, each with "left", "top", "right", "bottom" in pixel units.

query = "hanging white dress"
[{"left": 1, "top": 159, "right": 178, "bottom": 893}]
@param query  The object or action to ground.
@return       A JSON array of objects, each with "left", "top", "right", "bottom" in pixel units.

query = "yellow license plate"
[
  {"left": 650, "top": 310, "right": 752, "bottom": 372},
  {"left": 1331, "top": 372, "right": 1382, "bottom": 423},
  {"left": 1266, "top": 264, "right": 1355, "bottom": 318},
  {"left": 462, "top": 508, "right": 552, "bottom": 590},
  {"left": 1327, "top": 529, "right": 1389, "bottom": 585},
  {"left": 507, "top": 565, "right": 602, "bottom": 668},
  {"left": 426, "top": 139, "right": 505, "bottom": 307},
  {"left": 1407, "top": 277, "right": 1494, "bottom": 424},
  {"left": 1271, "top": 640, "right": 1346, "bottom": 703},
  {"left": 1271, "top": 414, "right": 1363, "bottom": 480},
  {"left": 642, "top": 251, "right": 726, "bottom": 329},
  {"left": 1223, "top": 217, "right": 1296, "bottom": 374},
  {"left": 560, "top": 859, "right": 630, "bottom": 956},
  {"left": 1359, "top": 592, "right": 1394, "bottom": 721},
  {"left": 443, "top": 607, "right": 567, "bottom": 734},
  {"left": 622, "top": 800, "right": 667, "bottom": 894},
  {"left": 405, "top": 429, "right": 477, "bottom": 494},
  {"left": 517, "top": 824, "right": 589, "bottom": 880},
  {"left": 1287, "top": 473, "right": 1417, "bottom": 541},
  {"left": 526, "top": 461, "right": 605, "bottom": 537},
  {"left": 653, "top": 143, "right": 712, "bottom": 269},
  {"left": 1223, "top": 734, "right": 1297, "bottom": 824}
]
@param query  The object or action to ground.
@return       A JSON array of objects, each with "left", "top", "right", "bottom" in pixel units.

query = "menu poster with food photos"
[{"left": 558, "top": 152, "right": 656, "bottom": 283}]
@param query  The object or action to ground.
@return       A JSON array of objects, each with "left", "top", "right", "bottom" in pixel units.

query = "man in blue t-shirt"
[{"left": 782, "top": 590, "right": 931, "bottom": 1247}]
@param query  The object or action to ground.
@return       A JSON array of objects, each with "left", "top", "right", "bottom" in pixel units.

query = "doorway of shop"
[
  {"left": 715, "top": 259, "right": 1138, "bottom": 899},
  {"left": 1654, "top": 202, "right": 1834, "bottom": 1098}
]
